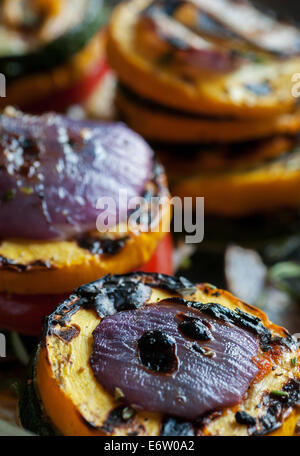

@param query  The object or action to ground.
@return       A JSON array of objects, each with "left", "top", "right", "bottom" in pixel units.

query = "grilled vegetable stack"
[
  {"left": 107, "top": 0, "right": 300, "bottom": 218},
  {"left": 0, "top": 0, "right": 109, "bottom": 111},
  {"left": 0, "top": 107, "right": 172, "bottom": 335},
  {"left": 20, "top": 272, "right": 300, "bottom": 436}
]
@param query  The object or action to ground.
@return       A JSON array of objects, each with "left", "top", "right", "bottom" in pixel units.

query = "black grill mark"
[
  {"left": 76, "top": 235, "right": 129, "bottom": 256},
  {"left": 0, "top": 255, "right": 53, "bottom": 272}
]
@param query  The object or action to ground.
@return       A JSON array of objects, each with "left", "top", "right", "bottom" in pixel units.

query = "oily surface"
[{"left": 90, "top": 300, "right": 259, "bottom": 419}]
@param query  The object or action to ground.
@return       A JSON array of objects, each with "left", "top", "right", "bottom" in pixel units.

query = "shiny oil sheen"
[
  {"left": 90, "top": 300, "right": 259, "bottom": 419},
  {"left": 0, "top": 110, "right": 154, "bottom": 240}
]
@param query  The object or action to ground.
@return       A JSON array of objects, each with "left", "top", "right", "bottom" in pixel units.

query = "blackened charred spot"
[
  {"left": 0, "top": 255, "right": 53, "bottom": 272},
  {"left": 212, "top": 291, "right": 221, "bottom": 297},
  {"left": 127, "top": 431, "right": 139, "bottom": 436},
  {"left": 29, "top": 259, "right": 52, "bottom": 269},
  {"left": 256, "top": 404, "right": 281, "bottom": 434},
  {"left": 162, "top": 296, "right": 295, "bottom": 352},
  {"left": 191, "top": 300, "right": 271, "bottom": 351},
  {"left": 53, "top": 324, "right": 80, "bottom": 343},
  {"left": 100, "top": 406, "right": 136, "bottom": 434},
  {"left": 139, "top": 273, "right": 197, "bottom": 295},
  {"left": 138, "top": 330, "right": 178, "bottom": 374},
  {"left": 20, "top": 136, "right": 40, "bottom": 158},
  {"left": 252, "top": 380, "right": 300, "bottom": 436},
  {"left": 79, "top": 414, "right": 100, "bottom": 431},
  {"left": 43, "top": 295, "right": 82, "bottom": 340},
  {"left": 235, "top": 411, "right": 256, "bottom": 426},
  {"left": 283, "top": 379, "right": 300, "bottom": 405},
  {"left": 75, "top": 275, "right": 153, "bottom": 318},
  {"left": 92, "top": 272, "right": 197, "bottom": 297},
  {"left": 191, "top": 343, "right": 206, "bottom": 355},
  {"left": 93, "top": 281, "right": 152, "bottom": 315},
  {"left": 98, "top": 407, "right": 123, "bottom": 433},
  {"left": 178, "top": 315, "right": 212, "bottom": 341},
  {"left": 160, "top": 416, "right": 195, "bottom": 436},
  {"left": 77, "top": 235, "right": 129, "bottom": 256},
  {"left": 75, "top": 282, "right": 99, "bottom": 297},
  {"left": 194, "top": 409, "right": 223, "bottom": 430},
  {"left": 45, "top": 275, "right": 156, "bottom": 338}
]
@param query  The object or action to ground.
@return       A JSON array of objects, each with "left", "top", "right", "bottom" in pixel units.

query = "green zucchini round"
[{"left": 0, "top": 0, "right": 104, "bottom": 80}]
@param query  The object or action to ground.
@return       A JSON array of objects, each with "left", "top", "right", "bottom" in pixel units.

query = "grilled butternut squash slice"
[
  {"left": 116, "top": 86, "right": 300, "bottom": 144},
  {"left": 0, "top": 200, "right": 171, "bottom": 295},
  {"left": 158, "top": 136, "right": 300, "bottom": 216},
  {"left": 107, "top": 0, "right": 300, "bottom": 119},
  {"left": 19, "top": 273, "right": 300, "bottom": 436}
]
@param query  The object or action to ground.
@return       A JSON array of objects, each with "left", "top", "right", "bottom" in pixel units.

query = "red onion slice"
[
  {"left": 143, "top": 7, "right": 236, "bottom": 72},
  {"left": 90, "top": 300, "right": 259, "bottom": 419},
  {"left": 0, "top": 109, "right": 154, "bottom": 240}
]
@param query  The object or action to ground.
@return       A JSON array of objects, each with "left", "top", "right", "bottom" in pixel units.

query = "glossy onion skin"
[
  {"left": 90, "top": 300, "right": 259, "bottom": 420},
  {"left": 0, "top": 110, "right": 154, "bottom": 240}
]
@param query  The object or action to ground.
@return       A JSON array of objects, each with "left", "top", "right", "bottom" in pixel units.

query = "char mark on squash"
[
  {"left": 99, "top": 406, "right": 137, "bottom": 434},
  {"left": 251, "top": 379, "right": 300, "bottom": 435},
  {"left": 160, "top": 416, "right": 195, "bottom": 436},
  {"left": 0, "top": 255, "right": 53, "bottom": 272},
  {"left": 161, "top": 296, "right": 295, "bottom": 351},
  {"left": 43, "top": 272, "right": 294, "bottom": 354},
  {"left": 76, "top": 235, "right": 129, "bottom": 256}
]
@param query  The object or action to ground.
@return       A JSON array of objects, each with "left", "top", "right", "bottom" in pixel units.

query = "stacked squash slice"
[{"left": 107, "top": 0, "right": 300, "bottom": 217}]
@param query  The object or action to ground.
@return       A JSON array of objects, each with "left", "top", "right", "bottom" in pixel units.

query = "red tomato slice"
[
  {"left": 27, "top": 59, "right": 110, "bottom": 113},
  {"left": 0, "top": 293, "right": 69, "bottom": 337},
  {"left": 137, "top": 232, "right": 174, "bottom": 275},
  {"left": 0, "top": 234, "right": 173, "bottom": 336}
]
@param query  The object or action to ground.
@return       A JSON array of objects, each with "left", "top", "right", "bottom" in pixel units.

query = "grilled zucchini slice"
[
  {"left": 0, "top": 0, "right": 104, "bottom": 80},
  {"left": 1, "top": 31, "right": 105, "bottom": 110}
]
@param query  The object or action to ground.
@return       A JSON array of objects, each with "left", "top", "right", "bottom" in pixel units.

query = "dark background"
[
  {"left": 257, "top": 0, "right": 300, "bottom": 19},
  {"left": 256, "top": 0, "right": 300, "bottom": 23}
]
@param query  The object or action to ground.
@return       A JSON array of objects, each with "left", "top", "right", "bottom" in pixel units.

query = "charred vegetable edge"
[{"left": 19, "top": 273, "right": 300, "bottom": 436}]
